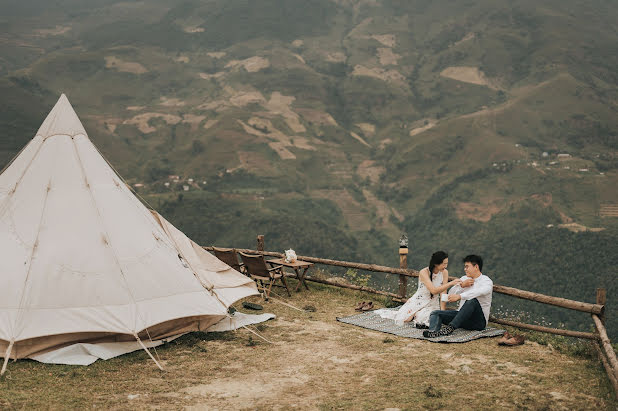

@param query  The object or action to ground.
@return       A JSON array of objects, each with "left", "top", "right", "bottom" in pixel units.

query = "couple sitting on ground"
[{"left": 375, "top": 251, "right": 492, "bottom": 338}]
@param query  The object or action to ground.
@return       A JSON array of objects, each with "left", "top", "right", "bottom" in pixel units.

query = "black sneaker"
[
  {"left": 423, "top": 330, "right": 439, "bottom": 338},
  {"left": 439, "top": 325, "right": 455, "bottom": 336},
  {"left": 423, "top": 325, "right": 454, "bottom": 338},
  {"left": 415, "top": 323, "right": 429, "bottom": 329},
  {"left": 242, "top": 301, "right": 263, "bottom": 310}
]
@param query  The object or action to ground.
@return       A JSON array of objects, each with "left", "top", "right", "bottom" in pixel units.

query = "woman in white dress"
[{"left": 375, "top": 251, "right": 460, "bottom": 327}]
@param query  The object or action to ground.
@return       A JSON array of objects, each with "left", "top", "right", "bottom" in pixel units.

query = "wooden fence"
[{"left": 203, "top": 235, "right": 617, "bottom": 395}]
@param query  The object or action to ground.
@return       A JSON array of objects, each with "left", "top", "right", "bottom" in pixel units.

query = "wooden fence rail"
[
  {"left": 204, "top": 246, "right": 604, "bottom": 315},
  {"left": 203, "top": 241, "right": 616, "bottom": 395},
  {"left": 488, "top": 316, "right": 599, "bottom": 340}
]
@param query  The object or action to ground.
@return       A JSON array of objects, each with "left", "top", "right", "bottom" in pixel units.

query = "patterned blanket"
[{"left": 337, "top": 308, "right": 505, "bottom": 343}]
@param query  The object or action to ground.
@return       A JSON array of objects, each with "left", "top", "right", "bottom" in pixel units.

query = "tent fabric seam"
[
  {"left": 70, "top": 135, "right": 142, "bottom": 333},
  {"left": 89, "top": 141, "right": 181, "bottom": 253},
  {"left": 12, "top": 158, "right": 56, "bottom": 341}
]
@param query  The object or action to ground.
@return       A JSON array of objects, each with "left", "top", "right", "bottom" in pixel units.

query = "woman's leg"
[{"left": 403, "top": 313, "right": 415, "bottom": 322}]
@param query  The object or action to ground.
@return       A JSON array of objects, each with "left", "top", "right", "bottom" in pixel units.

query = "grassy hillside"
[
  {"left": 1, "top": 0, "right": 617, "bottom": 338},
  {"left": 0, "top": 285, "right": 616, "bottom": 409}
]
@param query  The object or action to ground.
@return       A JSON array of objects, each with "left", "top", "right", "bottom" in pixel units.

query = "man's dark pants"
[{"left": 427, "top": 298, "right": 486, "bottom": 332}]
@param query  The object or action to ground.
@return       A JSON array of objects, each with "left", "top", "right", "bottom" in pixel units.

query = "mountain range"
[{"left": 1, "top": 0, "right": 616, "bottom": 337}]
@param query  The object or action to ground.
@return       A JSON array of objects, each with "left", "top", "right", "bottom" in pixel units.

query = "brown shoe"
[
  {"left": 512, "top": 335, "right": 525, "bottom": 345},
  {"left": 361, "top": 301, "right": 374, "bottom": 311},
  {"left": 501, "top": 335, "right": 525, "bottom": 346},
  {"left": 354, "top": 301, "right": 366, "bottom": 311},
  {"left": 497, "top": 331, "right": 512, "bottom": 345}
]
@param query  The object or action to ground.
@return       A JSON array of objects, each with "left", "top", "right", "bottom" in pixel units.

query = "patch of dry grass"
[
  {"left": 440, "top": 66, "right": 497, "bottom": 89},
  {"left": 0, "top": 282, "right": 615, "bottom": 409},
  {"left": 104, "top": 56, "right": 147, "bottom": 74},
  {"left": 377, "top": 47, "right": 400, "bottom": 66},
  {"left": 351, "top": 65, "right": 406, "bottom": 85}
]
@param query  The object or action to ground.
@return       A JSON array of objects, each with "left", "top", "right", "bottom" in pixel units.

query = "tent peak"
[{"left": 36, "top": 94, "right": 87, "bottom": 140}]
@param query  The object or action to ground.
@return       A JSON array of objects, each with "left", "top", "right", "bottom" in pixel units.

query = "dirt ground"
[
  {"left": 356, "top": 123, "right": 375, "bottom": 136},
  {"left": 35, "top": 25, "right": 71, "bottom": 36},
  {"left": 352, "top": 64, "right": 406, "bottom": 84},
  {"left": 454, "top": 201, "right": 503, "bottom": 222},
  {"left": 297, "top": 109, "right": 338, "bottom": 127},
  {"left": 225, "top": 56, "right": 270, "bottom": 73},
  {"left": 350, "top": 131, "right": 371, "bottom": 147},
  {"left": 440, "top": 66, "right": 499, "bottom": 89},
  {"left": 325, "top": 52, "right": 346, "bottom": 63},
  {"left": 264, "top": 92, "right": 306, "bottom": 133},
  {"left": 372, "top": 34, "right": 396, "bottom": 48},
  {"left": 203, "top": 119, "right": 218, "bottom": 129},
  {"left": 207, "top": 52, "right": 226, "bottom": 59},
  {"left": 0, "top": 283, "right": 615, "bottom": 410},
  {"left": 123, "top": 112, "right": 182, "bottom": 134},
  {"left": 409, "top": 120, "right": 437, "bottom": 137},
  {"left": 356, "top": 159, "right": 384, "bottom": 184},
  {"left": 377, "top": 47, "right": 400, "bottom": 66}
]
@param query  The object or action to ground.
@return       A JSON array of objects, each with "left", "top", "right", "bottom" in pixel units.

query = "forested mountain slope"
[{"left": 1, "top": 0, "right": 616, "bottom": 337}]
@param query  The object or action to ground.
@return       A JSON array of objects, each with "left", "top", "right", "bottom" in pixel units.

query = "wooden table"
[{"left": 268, "top": 258, "right": 313, "bottom": 292}]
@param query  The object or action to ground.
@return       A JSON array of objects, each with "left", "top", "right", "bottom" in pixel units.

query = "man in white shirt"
[{"left": 423, "top": 255, "right": 493, "bottom": 338}]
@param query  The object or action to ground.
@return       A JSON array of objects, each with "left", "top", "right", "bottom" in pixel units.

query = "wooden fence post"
[
  {"left": 256, "top": 235, "right": 265, "bottom": 253},
  {"left": 597, "top": 288, "right": 606, "bottom": 325},
  {"left": 593, "top": 287, "right": 617, "bottom": 397},
  {"left": 399, "top": 247, "right": 408, "bottom": 299}
]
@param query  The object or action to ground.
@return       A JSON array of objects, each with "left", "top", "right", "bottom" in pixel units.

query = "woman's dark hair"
[{"left": 429, "top": 251, "right": 448, "bottom": 278}]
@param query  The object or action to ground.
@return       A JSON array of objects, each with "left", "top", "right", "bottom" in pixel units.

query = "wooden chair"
[
  {"left": 212, "top": 246, "right": 246, "bottom": 274},
  {"left": 238, "top": 252, "right": 291, "bottom": 298}
]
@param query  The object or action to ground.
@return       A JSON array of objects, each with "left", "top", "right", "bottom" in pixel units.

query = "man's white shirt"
[{"left": 448, "top": 274, "right": 493, "bottom": 325}]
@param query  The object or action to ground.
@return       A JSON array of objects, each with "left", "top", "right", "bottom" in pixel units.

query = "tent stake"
[
  {"left": 267, "top": 294, "right": 306, "bottom": 313},
  {"left": 134, "top": 334, "right": 164, "bottom": 371},
  {"left": 1, "top": 340, "right": 14, "bottom": 375},
  {"left": 241, "top": 325, "right": 274, "bottom": 344}
]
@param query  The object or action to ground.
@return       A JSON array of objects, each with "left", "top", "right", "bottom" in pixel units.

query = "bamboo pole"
[
  {"left": 488, "top": 316, "right": 600, "bottom": 340},
  {"left": 592, "top": 314, "right": 618, "bottom": 375},
  {"left": 204, "top": 246, "right": 604, "bottom": 315},
  {"left": 594, "top": 343, "right": 618, "bottom": 398}
]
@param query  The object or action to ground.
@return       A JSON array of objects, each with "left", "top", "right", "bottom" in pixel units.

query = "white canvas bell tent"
[{"left": 0, "top": 94, "right": 258, "bottom": 373}]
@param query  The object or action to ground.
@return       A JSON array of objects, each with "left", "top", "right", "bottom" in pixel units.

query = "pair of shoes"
[
  {"left": 361, "top": 301, "right": 374, "bottom": 311},
  {"left": 423, "top": 325, "right": 454, "bottom": 338},
  {"left": 355, "top": 301, "right": 374, "bottom": 311},
  {"left": 497, "top": 331, "right": 511, "bottom": 344},
  {"left": 414, "top": 323, "right": 429, "bottom": 329},
  {"left": 498, "top": 332, "right": 525, "bottom": 346}
]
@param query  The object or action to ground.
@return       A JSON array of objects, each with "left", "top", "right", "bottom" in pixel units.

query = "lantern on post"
[{"left": 398, "top": 234, "right": 408, "bottom": 299}]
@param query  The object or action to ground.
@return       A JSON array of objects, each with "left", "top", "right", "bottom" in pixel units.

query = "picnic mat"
[{"left": 337, "top": 308, "right": 505, "bottom": 343}]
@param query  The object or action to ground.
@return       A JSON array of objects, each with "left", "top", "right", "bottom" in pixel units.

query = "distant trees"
[{"left": 191, "top": 139, "right": 205, "bottom": 154}]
